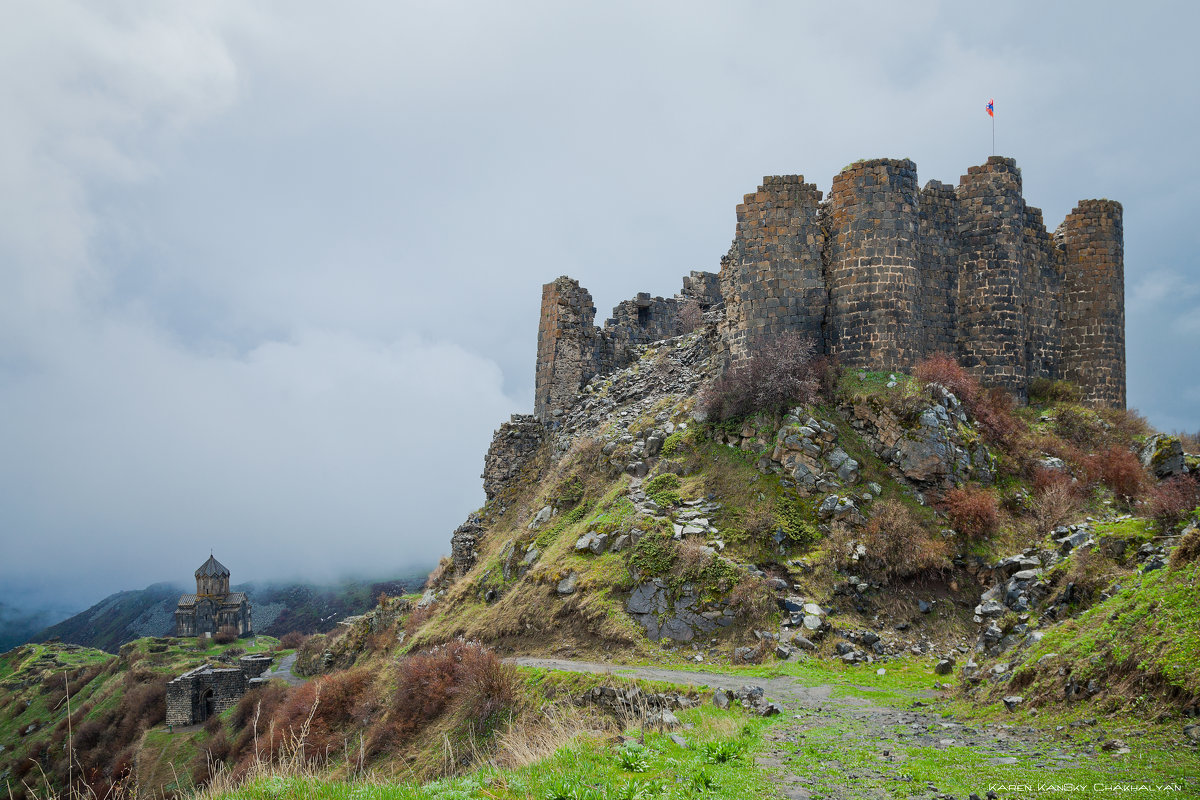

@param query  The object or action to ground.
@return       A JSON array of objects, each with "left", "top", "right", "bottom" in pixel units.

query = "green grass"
[{"left": 202, "top": 705, "right": 773, "bottom": 800}]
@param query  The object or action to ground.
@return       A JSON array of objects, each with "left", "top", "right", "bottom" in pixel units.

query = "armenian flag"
[{"left": 986, "top": 99, "right": 994, "bottom": 118}]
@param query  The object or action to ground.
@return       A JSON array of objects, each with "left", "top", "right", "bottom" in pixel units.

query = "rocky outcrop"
[
  {"left": 847, "top": 382, "right": 993, "bottom": 487},
  {"left": 1140, "top": 434, "right": 1188, "bottom": 479},
  {"left": 450, "top": 517, "right": 483, "bottom": 578},
  {"left": 483, "top": 414, "right": 545, "bottom": 502}
]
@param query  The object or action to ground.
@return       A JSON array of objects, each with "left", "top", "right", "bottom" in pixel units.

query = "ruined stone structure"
[
  {"left": 533, "top": 157, "right": 1125, "bottom": 419},
  {"left": 533, "top": 271, "right": 723, "bottom": 421},
  {"left": 175, "top": 556, "right": 253, "bottom": 639},
  {"left": 165, "top": 655, "right": 273, "bottom": 727}
]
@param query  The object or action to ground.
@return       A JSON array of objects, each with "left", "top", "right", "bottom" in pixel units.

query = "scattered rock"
[{"left": 556, "top": 572, "right": 578, "bottom": 595}]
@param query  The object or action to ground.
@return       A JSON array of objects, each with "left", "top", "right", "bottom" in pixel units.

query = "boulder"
[
  {"left": 1140, "top": 434, "right": 1187, "bottom": 479},
  {"left": 529, "top": 505, "right": 553, "bottom": 530},
  {"left": 935, "top": 658, "right": 955, "bottom": 675},
  {"left": 1002, "top": 695, "right": 1024, "bottom": 711},
  {"left": 556, "top": 572, "right": 578, "bottom": 595}
]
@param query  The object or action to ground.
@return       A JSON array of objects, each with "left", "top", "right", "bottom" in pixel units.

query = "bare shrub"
[
  {"left": 726, "top": 574, "right": 774, "bottom": 624},
  {"left": 1170, "top": 525, "right": 1200, "bottom": 569},
  {"left": 1083, "top": 446, "right": 1145, "bottom": 500},
  {"left": 214, "top": 625, "right": 239, "bottom": 645},
  {"left": 942, "top": 486, "right": 1000, "bottom": 540},
  {"left": 853, "top": 500, "right": 949, "bottom": 582},
  {"left": 1148, "top": 475, "right": 1200, "bottom": 531},
  {"left": 700, "top": 332, "right": 819, "bottom": 422},
  {"left": 679, "top": 298, "right": 703, "bottom": 332},
  {"left": 1178, "top": 430, "right": 1200, "bottom": 452},
  {"left": 276, "top": 631, "right": 307, "bottom": 651},
  {"left": 368, "top": 640, "right": 522, "bottom": 761},
  {"left": 671, "top": 538, "right": 714, "bottom": 579},
  {"left": 404, "top": 601, "right": 437, "bottom": 636},
  {"left": 1031, "top": 468, "right": 1082, "bottom": 534}
]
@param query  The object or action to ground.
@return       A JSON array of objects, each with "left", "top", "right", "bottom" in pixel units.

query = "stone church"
[{"left": 175, "top": 555, "right": 253, "bottom": 638}]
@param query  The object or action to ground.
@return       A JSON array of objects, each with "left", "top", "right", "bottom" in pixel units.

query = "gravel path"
[
  {"left": 260, "top": 652, "right": 305, "bottom": 686},
  {"left": 507, "top": 657, "right": 1106, "bottom": 800}
]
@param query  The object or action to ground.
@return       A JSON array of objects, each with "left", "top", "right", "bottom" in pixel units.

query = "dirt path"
[
  {"left": 260, "top": 652, "right": 305, "bottom": 686},
  {"left": 507, "top": 657, "right": 1100, "bottom": 800}
]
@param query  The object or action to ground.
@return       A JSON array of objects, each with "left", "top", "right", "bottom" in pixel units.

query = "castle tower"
[
  {"left": 195, "top": 555, "right": 230, "bottom": 596},
  {"left": 827, "top": 159, "right": 923, "bottom": 370},
  {"left": 1057, "top": 199, "right": 1125, "bottom": 407},
  {"left": 534, "top": 277, "right": 606, "bottom": 422},
  {"left": 955, "top": 157, "right": 1030, "bottom": 397},
  {"left": 718, "top": 175, "right": 826, "bottom": 361}
]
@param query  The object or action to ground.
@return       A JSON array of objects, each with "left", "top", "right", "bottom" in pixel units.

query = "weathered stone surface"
[{"left": 556, "top": 573, "right": 578, "bottom": 595}]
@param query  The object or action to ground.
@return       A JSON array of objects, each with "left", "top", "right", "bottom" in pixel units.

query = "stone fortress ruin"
[{"left": 533, "top": 156, "right": 1124, "bottom": 424}]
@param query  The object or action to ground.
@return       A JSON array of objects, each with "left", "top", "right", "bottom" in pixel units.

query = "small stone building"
[
  {"left": 164, "top": 656, "right": 273, "bottom": 727},
  {"left": 175, "top": 555, "right": 253, "bottom": 638}
]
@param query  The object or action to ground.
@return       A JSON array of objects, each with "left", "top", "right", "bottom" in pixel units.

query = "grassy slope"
[{"left": 0, "top": 636, "right": 280, "bottom": 797}]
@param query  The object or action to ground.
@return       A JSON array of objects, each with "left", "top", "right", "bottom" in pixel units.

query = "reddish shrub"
[
  {"left": 276, "top": 631, "right": 307, "bottom": 651},
  {"left": 1148, "top": 475, "right": 1200, "bottom": 531},
  {"left": 700, "top": 332, "right": 820, "bottom": 422},
  {"left": 1083, "top": 446, "right": 1145, "bottom": 500},
  {"left": 854, "top": 500, "right": 949, "bottom": 582},
  {"left": 368, "top": 640, "right": 521, "bottom": 758},
  {"left": 913, "top": 353, "right": 1022, "bottom": 445},
  {"left": 1031, "top": 468, "right": 1083, "bottom": 534},
  {"left": 942, "top": 486, "right": 1000, "bottom": 540}
]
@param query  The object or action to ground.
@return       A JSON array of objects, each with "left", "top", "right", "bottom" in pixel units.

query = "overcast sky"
[{"left": 2, "top": 1, "right": 1197, "bottom": 612}]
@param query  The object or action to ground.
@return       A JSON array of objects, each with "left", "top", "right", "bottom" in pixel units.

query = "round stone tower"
[
  {"left": 826, "top": 158, "right": 922, "bottom": 371},
  {"left": 955, "top": 157, "right": 1029, "bottom": 397},
  {"left": 1057, "top": 199, "right": 1125, "bottom": 408}
]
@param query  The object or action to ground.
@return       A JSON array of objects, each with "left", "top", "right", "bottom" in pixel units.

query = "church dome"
[{"left": 195, "top": 555, "right": 230, "bottom": 579}]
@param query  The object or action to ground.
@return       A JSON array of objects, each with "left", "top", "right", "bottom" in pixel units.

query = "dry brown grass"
[
  {"left": 726, "top": 574, "right": 775, "bottom": 625},
  {"left": 1170, "top": 525, "right": 1200, "bottom": 569}
]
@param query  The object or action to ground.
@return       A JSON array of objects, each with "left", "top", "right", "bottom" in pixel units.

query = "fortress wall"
[
  {"left": 917, "top": 180, "right": 960, "bottom": 358},
  {"left": 1023, "top": 205, "right": 1062, "bottom": 382},
  {"left": 718, "top": 175, "right": 826, "bottom": 361},
  {"left": 955, "top": 157, "right": 1030, "bottom": 397},
  {"left": 1058, "top": 200, "right": 1126, "bottom": 407},
  {"left": 827, "top": 159, "right": 923, "bottom": 370},
  {"left": 604, "top": 293, "right": 685, "bottom": 361},
  {"left": 531, "top": 158, "right": 1124, "bottom": 418}
]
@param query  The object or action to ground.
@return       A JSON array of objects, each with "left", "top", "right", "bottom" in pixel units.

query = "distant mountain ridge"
[{"left": 23, "top": 571, "right": 429, "bottom": 653}]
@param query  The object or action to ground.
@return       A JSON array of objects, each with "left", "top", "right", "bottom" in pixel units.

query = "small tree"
[{"left": 679, "top": 298, "right": 703, "bottom": 332}]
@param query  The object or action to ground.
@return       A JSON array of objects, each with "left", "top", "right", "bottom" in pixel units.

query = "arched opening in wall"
[{"left": 201, "top": 688, "right": 215, "bottom": 722}]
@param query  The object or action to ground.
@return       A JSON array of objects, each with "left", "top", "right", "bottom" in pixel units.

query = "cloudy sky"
[{"left": 2, "top": 1, "right": 1197, "bottom": 613}]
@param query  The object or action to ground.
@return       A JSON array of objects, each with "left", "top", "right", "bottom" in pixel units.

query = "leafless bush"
[
  {"left": 679, "top": 298, "right": 703, "bottom": 332},
  {"left": 850, "top": 500, "right": 949, "bottom": 582},
  {"left": 214, "top": 625, "right": 239, "bottom": 645},
  {"left": 1031, "top": 468, "right": 1082, "bottom": 534},
  {"left": 1148, "top": 475, "right": 1200, "bottom": 531},
  {"left": 700, "top": 332, "right": 819, "bottom": 422},
  {"left": 941, "top": 486, "right": 1000, "bottom": 540}
]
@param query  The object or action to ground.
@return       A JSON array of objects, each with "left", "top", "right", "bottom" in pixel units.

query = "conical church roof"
[{"left": 195, "top": 555, "right": 230, "bottom": 578}]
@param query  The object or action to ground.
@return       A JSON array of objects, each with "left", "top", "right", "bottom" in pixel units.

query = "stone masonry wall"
[
  {"left": 917, "top": 180, "right": 959, "bottom": 358},
  {"left": 955, "top": 157, "right": 1030, "bottom": 398},
  {"left": 165, "top": 665, "right": 249, "bottom": 727},
  {"left": 827, "top": 159, "right": 922, "bottom": 371},
  {"left": 1057, "top": 199, "right": 1125, "bottom": 407},
  {"left": 532, "top": 157, "right": 1124, "bottom": 416},
  {"left": 718, "top": 175, "right": 826, "bottom": 362}
]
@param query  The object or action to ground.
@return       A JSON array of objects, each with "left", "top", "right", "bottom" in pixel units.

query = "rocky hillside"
[
  {"left": 411, "top": 319, "right": 1199, "bottom": 717},
  {"left": 27, "top": 573, "right": 429, "bottom": 654}
]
